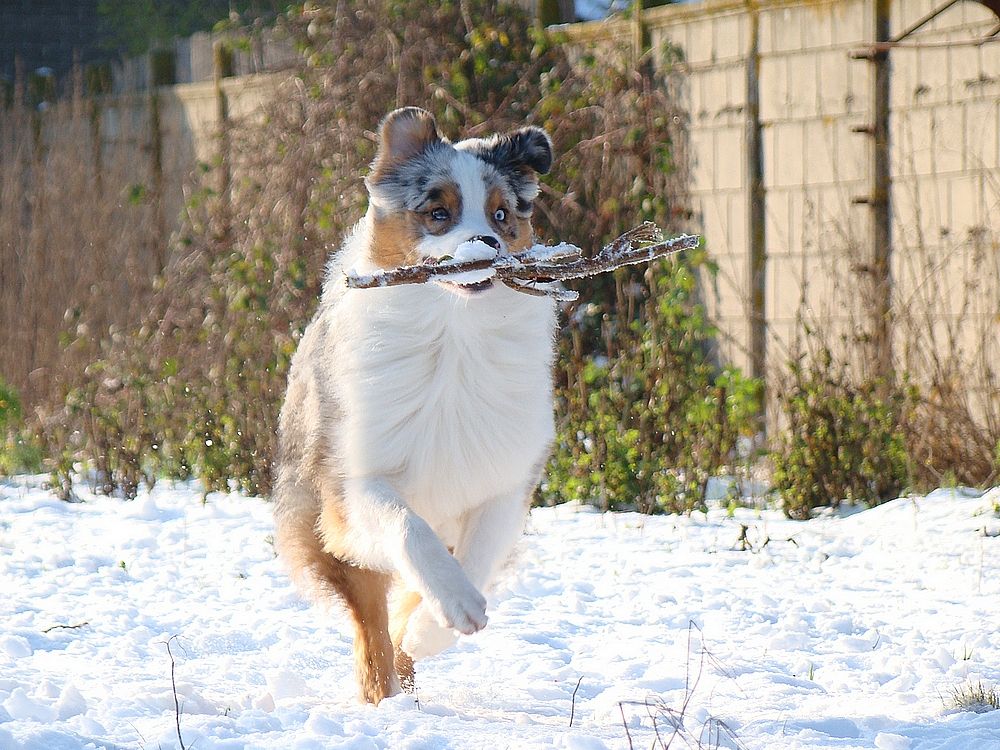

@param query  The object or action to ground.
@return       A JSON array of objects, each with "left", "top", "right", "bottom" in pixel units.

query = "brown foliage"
[
  {"left": 0, "top": 86, "right": 163, "bottom": 413},
  {"left": 25, "top": 0, "right": 695, "bottom": 497}
]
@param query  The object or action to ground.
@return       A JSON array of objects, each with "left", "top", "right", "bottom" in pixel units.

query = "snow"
[
  {"left": 442, "top": 240, "right": 500, "bottom": 265},
  {"left": 1, "top": 478, "right": 999, "bottom": 750},
  {"left": 510, "top": 242, "right": 581, "bottom": 264},
  {"left": 434, "top": 240, "right": 499, "bottom": 287}
]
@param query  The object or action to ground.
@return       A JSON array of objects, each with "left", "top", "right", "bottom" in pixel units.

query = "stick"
[
  {"left": 345, "top": 223, "right": 700, "bottom": 295},
  {"left": 42, "top": 621, "right": 90, "bottom": 633},
  {"left": 164, "top": 635, "right": 187, "bottom": 750},
  {"left": 569, "top": 675, "right": 584, "bottom": 727},
  {"left": 619, "top": 702, "right": 635, "bottom": 750}
]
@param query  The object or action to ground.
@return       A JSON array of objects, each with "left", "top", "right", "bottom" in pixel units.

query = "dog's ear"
[
  {"left": 480, "top": 126, "right": 553, "bottom": 176},
  {"left": 473, "top": 126, "right": 553, "bottom": 215},
  {"left": 370, "top": 107, "right": 441, "bottom": 182}
]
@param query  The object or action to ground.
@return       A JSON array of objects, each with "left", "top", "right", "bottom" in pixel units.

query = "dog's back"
[{"left": 273, "top": 107, "right": 557, "bottom": 703}]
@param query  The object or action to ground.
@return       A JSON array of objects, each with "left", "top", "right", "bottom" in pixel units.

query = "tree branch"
[{"left": 344, "top": 223, "right": 701, "bottom": 299}]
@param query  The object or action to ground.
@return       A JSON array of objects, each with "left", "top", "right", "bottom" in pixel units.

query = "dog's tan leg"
[
  {"left": 341, "top": 566, "right": 397, "bottom": 704},
  {"left": 275, "top": 507, "right": 399, "bottom": 704},
  {"left": 390, "top": 589, "right": 422, "bottom": 692}
]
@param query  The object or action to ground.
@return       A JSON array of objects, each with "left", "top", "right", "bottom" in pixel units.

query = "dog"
[{"left": 272, "top": 107, "right": 558, "bottom": 704}]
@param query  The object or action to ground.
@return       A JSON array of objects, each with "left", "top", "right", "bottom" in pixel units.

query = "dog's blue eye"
[
  {"left": 431, "top": 208, "right": 450, "bottom": 222},
  {"left": 494, "top": 208, "right": 506, "bottom": 223}
]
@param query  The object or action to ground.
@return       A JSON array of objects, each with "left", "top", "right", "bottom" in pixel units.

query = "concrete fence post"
[
  {"left": 745, "top": 2, "right": 767, "bottom": 426},
  {"left": 213, "top": 38, "right": 233, "bottom": 244}
]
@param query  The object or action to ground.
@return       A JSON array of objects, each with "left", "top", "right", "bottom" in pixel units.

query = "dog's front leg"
[
  {"left": 340, "top": 477, "right": 488, "bottom": 636},
  {"left": 401, "top": 489, "right": 530, "bottom": 659}
]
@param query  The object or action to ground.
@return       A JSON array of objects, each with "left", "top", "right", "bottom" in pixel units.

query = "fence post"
[
  {"left": 213, "top": 38, "right": 233, "bottom": 244},
  {"left": 745, "top": 3, "right": 767, "bottom": 428},
  {"left": 871, "top": 0, "right": 893, "bottom": 381},
  {"left": 149, "top": 48, "right": 175, "bottom": 274},
  {"left": 849, "top": 0, "right": 894, "bottom": 381}
]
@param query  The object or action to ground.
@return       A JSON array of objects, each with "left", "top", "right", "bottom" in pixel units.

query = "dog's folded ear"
[
  {"left": 370, "top": 107, "right": 442, "bottom": 182},
  {"left": 470, "top": 126, "right": 553, "bottom": 215},
  {"left": 480, "top": 126, "right": 553, "bottom": 176}
]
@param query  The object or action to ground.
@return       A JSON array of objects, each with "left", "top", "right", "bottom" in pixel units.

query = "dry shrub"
[
  {"left": 896, "top": 225, "right": 1000, "bottom": 488},
  {"left": 771, "top": 175, "right": 1000, "bottom": 514},
  {"left": 0, "top": 81, "right": 164, "bottom": 414},
  {"left": 36, "top": 0, "right": 732, "bottom": 499}
]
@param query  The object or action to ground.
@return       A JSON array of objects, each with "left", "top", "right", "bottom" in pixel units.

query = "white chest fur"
[{"left": 330, "top": 283, "right": 557, "bottom": 528}]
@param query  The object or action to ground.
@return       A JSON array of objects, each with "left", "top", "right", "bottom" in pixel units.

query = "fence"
[{"left": 565, "top": 0, "right": 1000, "bottom": 426}]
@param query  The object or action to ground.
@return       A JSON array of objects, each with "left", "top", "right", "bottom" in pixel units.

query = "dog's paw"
[
  {"left": 401, "top": 604, "right": 460, "bottom": 660},
  {"left": 422, "top": 575, "right": 487, "bottom": 636}
]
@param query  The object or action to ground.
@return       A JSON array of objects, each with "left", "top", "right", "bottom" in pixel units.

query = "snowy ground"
[{"left": 1, "top": 478, "right": 999, "bottom": 750}]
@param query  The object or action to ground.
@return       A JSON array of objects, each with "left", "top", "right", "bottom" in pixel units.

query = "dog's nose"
[{"left": 471, "top": 235, "right": 501, "bottom": 250}]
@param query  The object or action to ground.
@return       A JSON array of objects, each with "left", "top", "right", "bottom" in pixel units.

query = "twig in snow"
[
  {"left": 618, "top": 701, "right": 634, "bottom": 750},
  {"left": 128, "top": 720, "right": 147, "bottom": 749},
  {"left": 733, "top": 524, "right": 799, "bottom": 553},
  {"left": 760, "top": 534, "right": 799, "bottom": 550},
  {"left": 164, "top": 635, "right": 187, "bottom": 750},
  {"left": 345, "top": 223, "right": 700, "bottom": 300},
  {"left": 42, "top": 620, "right": 90, "bottom": 633},
  {"left": 569, "top": 675, "right": 584, "bottom": 727},
  {"left": 616, "top": 622, "right": 747, "bottom": 750}
]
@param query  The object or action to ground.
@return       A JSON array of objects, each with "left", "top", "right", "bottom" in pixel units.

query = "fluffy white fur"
[{"left": 316, "top": 213, "right": 557, "bottom": 652}]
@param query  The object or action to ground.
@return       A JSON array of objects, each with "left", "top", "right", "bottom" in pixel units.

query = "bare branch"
[
  {"left": 164, "top": 635, "right": 187, "bottom": 750},
  {"left": 569, "top": 675, "right": 584, "bottom": 727},
  {"left": 619, "top": 701, "right": 635, "bottom": 750},
  {"left": 42, "top": 621, "right": 90, "bottom": 633},
  {"left": 345, "top": 223, "right": 700, "bottom": 295}
]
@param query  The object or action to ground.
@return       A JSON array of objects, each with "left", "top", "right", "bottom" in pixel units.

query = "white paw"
[
  {"left": 401, "top": 604, "right": 460, "bottom": 660},
  {"left": 422, "top": 574, "right": 487, "bottom": 636}
]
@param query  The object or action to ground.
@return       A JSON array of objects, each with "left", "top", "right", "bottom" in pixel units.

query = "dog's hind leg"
[
  {"left": 275, "top": 496, "right": 399, "bottom": 704},
  {"left": 340, "top": 565, "right": 398, "bottom": 703},
  {"left": 390, "top": 589, "right": 421, "bottom": 692}
]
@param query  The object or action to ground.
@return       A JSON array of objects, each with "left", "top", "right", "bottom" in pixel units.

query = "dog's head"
[{"left": 364, "top": 107, "right": 552, "bottom": 277}]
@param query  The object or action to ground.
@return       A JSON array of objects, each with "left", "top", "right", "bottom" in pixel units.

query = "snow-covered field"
[{"left": 1, "top": 478, "right": 999, "bottom": 750}]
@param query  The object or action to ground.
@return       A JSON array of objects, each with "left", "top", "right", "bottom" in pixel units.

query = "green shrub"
[
  {"left": 542, "top": 252, "right": 763, "bottom": 513},
  {"left": 0, "top": 378, "right": 43, "bottom": 476},
  {"left": 0, "top": 378, "right": 20, "bottom": 430},
  {"left": 771, "top": 349, "right": 915, "bottom": 519}
]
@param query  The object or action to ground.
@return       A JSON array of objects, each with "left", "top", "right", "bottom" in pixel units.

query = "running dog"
[{"left": 272, "top": 107, "right": 557, "bottom": 703}]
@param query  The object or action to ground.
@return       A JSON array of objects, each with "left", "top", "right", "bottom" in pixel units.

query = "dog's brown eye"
[
  {"left": 431, "top": 207, "right": 450, "bottom": 222},
  {"left": 494, "top": 208, "right": 507, "bottom": 223}
]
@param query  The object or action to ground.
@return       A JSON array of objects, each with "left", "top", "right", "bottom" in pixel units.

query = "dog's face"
[{"left": 364, "top": 107, "right": 553, "bottom": 272}]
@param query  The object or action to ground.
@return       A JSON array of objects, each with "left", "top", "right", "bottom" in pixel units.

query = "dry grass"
[
  {"left": 0, "top": 76, "right": 165, "bottom": 414},
  {"left": 946, "top": 681, "right": 1000, "bottom": 714},
  {"left": 618, "top": 623, "right": 747, "bottom": 750},
  {"left": 776, "top": 171, "right": 1000, "bottom": 491}
]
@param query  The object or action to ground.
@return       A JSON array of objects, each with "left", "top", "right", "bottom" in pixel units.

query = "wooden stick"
[{"left": 345, "top": 223, "right": 700, "bottom": 294}]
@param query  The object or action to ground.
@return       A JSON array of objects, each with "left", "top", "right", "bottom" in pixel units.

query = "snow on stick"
[{"left": 345, "top": 223, "right": 701, "bottom": 301}]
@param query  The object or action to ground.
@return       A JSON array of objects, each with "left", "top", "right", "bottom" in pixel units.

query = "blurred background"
[{"left": 1, "top": 0, "right": 998, "bottom": 518}]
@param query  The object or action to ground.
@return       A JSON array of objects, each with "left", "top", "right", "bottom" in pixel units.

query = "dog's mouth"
[
  {"left": 426, "top": 240, "right": 500, "bottom": 297},
  {"left": 438, "top": 278, "right": 495, "bottom": 296}
]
